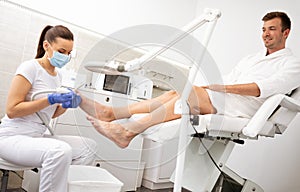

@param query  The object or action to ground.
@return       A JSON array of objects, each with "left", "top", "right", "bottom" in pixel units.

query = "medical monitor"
[{"left": 103, "top": 74, "right": 130, "bottom": 95}]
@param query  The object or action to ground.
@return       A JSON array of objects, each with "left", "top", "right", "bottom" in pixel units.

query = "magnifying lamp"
[{"left": 84, "top": 8, "right": 221, "bottom": 75}]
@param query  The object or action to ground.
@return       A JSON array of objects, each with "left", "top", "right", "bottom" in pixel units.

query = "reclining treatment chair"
[
  {"left": 0, "top": 89, "right": 58, "bottom": 192},
  {"left": 140, "top": 87, "right": 300, "bottom": 192}
]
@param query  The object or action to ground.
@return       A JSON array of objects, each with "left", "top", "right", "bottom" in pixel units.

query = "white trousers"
[{"left": 0, "top": 134, "right": 97, "bottom": 192}]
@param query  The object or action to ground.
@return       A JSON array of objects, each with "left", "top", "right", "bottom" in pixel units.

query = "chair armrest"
[{"left": 242, "top": 94, "right": 300, "bottom": 137}]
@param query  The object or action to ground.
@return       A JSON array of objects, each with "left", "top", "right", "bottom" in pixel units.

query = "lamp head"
[{"left": 84, "top": 65, "right": 122, "bottom": 75}]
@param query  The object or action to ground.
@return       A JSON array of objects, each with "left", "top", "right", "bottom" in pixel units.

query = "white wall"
[
  {"left": 9, "top": 0, "right": 198, "bottom": 35},
  {"left": 195, "top": 1, "right": 300, "bottom": 192}
]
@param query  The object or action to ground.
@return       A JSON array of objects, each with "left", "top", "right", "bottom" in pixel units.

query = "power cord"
[{"left": 186, "top": 101, "right": 239, "bottom": 192}]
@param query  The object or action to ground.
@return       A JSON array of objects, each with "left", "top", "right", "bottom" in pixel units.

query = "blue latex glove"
[
  {"left": 48, "top": 92, "right": 73, "bottom": 105},
  {"left": 62, "top": 91, "right": 82, "bottom": 108}
]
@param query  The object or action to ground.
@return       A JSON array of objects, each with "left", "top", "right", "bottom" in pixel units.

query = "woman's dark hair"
[
  {"left": 35, "top": 25, "right": 74, "bottom": 59},
  {"left": 262, "top": 11, "right": 291, "bottom": 32}
]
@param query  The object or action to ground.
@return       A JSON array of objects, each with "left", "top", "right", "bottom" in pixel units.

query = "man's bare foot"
[{"left": 86, "top": 115, "right": 136, "bottom": 148}]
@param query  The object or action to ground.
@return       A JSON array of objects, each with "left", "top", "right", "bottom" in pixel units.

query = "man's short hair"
[{"left": 262, "top": 11, "right": 291, "bottom": 32}]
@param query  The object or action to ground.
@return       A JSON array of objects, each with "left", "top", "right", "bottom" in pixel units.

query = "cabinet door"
[{"left": 142, "top": 138, "right": 178, "bottom": 181}]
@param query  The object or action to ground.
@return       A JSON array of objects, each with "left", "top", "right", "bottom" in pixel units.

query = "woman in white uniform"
[
  {"left": 78, "top": 11, "right": 300, "bottom": 149},
  {"left": 0, "top": 25, "right": 97, "bottom": 192}
]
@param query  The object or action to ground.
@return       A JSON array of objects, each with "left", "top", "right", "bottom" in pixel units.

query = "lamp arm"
[{"left": 124, "top": 8, "right": 221, "bottom": 72}]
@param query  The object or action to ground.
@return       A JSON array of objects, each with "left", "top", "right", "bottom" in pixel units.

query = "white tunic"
[
  {"left": 0, "top": 59, "right": 62, "bottom": 136},
  {"left": 210, "top": 48, "right": 300, "bottom": 118}
]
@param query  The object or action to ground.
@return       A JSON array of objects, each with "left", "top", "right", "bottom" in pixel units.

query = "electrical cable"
[
  {"left": 186, "top": 101, "right": 239, "bottom": 192},
  {"left": 31, "top": 89, "right": 60, "bottom": 135}
]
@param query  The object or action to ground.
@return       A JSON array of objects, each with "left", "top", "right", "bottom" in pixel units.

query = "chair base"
[
  {"left": 171, "top": 137, "right": 264, "bottom": 192},
  {"left": 212, "top": 169, "right": 264, "bottom": 192}
]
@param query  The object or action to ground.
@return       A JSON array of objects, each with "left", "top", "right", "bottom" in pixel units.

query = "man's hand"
[
  {"left": 202, "top": 83, "right": 260, "bottom": 97},
  {"left": 202, "top": 84, "right": 226, "bottom": 93}
]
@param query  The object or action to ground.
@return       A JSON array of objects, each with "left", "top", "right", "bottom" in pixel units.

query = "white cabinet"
[
  {"left": 53, "top": 88, "right": 145, "bottom": 191},
  {"left": 141, "top": 137, "right": 179, "bottom": 190}
]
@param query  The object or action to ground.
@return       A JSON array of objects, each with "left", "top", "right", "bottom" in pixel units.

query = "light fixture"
[{"left": 84, "top": 8, "right": 221, "bottom": 76}]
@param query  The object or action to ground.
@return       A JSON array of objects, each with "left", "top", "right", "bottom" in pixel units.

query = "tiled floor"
[
  {"left": 135, "top": 187, "right": 173, "bottom": 192},
  {"left": 134, "top": 186, "right": 190, "bottom": 192},
  {"left": 5, "top": 186, "right": 189, "bottom": 192},
  {"left": 1, "top": 173, "right": 189, "bottom": 192},
  {"left": 3, "top": 187, "right": 188, "bottom": 192},
  {"left": 5, "top": 189, "right": 26, "bottom": 192}
]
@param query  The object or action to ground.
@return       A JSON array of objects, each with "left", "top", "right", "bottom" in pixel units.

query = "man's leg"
[
  {"left": 188, "top": 86, "right": 216, "bottom": 114},
  {"left": 86, "top": 94, "right": 181, "bottom": 148},
  {"left": 113, "top": 90, "right": 179, "bottom": 119},
  {"left": 85, "top": 85, "right": 216, "bottom": 148},
  {"left": 80, "top": 90, "right": 179, "bottom": 121}
]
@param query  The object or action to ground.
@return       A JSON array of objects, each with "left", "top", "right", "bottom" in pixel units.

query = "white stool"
[{"left": 0, "top": 158, "right": 34, "bottom": 192}]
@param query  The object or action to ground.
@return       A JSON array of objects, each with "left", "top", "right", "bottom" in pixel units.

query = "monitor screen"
[{"left": 103, "top": 74, "right": 130, "bottom": 95}]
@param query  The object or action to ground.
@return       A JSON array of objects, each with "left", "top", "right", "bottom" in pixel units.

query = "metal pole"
[{"left": 173, "top": 9, "right": 221, "bottom": 192}]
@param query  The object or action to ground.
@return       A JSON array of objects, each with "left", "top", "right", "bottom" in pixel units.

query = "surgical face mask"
[{"left": 48, "top": 51, "right": 71, "bottom": 68}]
